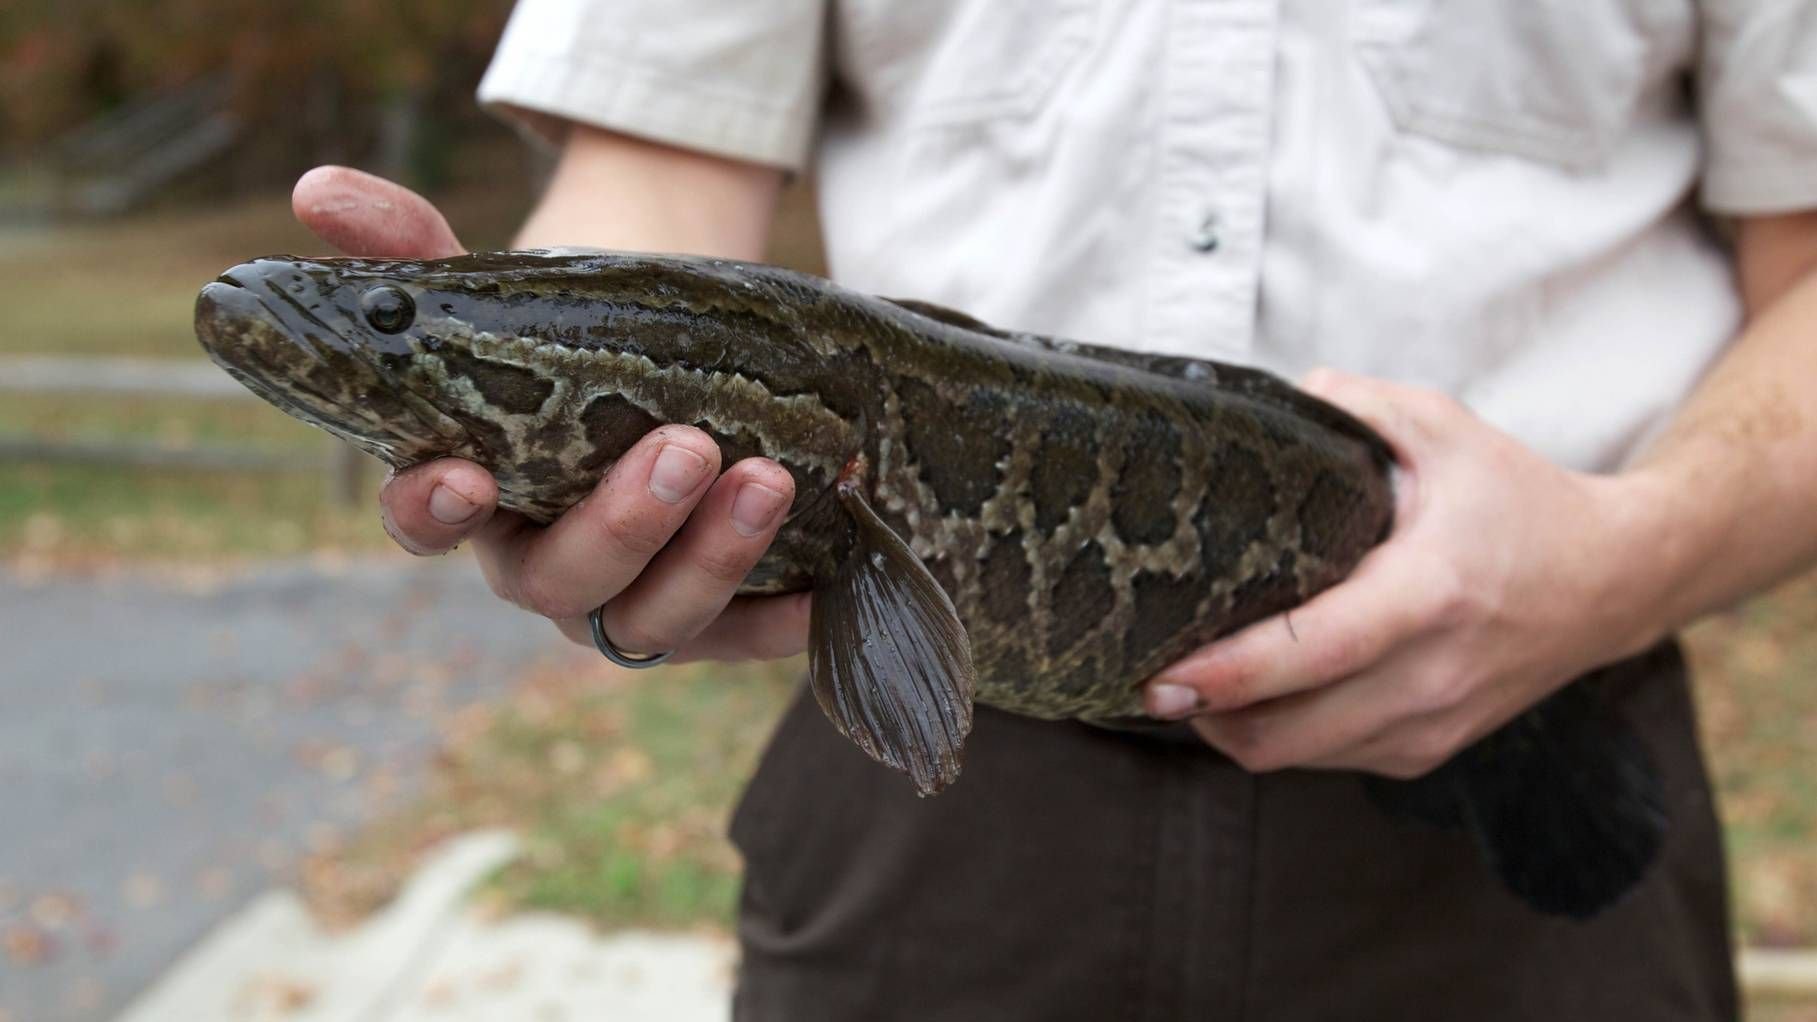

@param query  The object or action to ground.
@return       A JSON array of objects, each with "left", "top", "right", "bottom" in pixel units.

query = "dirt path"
[{"left": 0, "top": 554, "right": 580, "bottom": 1022}]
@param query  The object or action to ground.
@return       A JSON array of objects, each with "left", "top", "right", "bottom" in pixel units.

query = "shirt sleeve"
[
  {"left": 476, "top": 0, "right": 828, "bottom": 172},
  {"left": 1698, "top": 0, "right": 1817, "bottom": 214}
]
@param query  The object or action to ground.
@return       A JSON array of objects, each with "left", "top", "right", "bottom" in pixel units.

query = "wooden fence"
[{"left": 0, "top": 355, "right": 368, "bottom": 504}]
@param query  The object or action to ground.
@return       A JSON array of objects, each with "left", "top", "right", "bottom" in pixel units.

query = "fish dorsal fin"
[
  {"left": 884, "top": 295, "right": 1390, "bottom": 462},
  {"left": 884, "top": 295, "right": 1229, "bottom": 382},
  {"left": 808, "top": 477, "right": 976, "bottom": 795},
  {"left": 882, "top": 296, "right": 1004, "bottom": 336}
]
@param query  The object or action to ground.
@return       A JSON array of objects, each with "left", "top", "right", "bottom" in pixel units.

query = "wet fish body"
[{"left": 195, "top": 251, "right": 1665, "bottom": 918}]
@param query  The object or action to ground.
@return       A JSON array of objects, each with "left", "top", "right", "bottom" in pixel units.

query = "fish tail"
[{"left": 1364, "top": 679, "right": 1667, "bottom": 919}]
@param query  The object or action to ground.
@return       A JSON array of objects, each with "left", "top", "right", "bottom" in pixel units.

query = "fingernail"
[
  {"left": 649, "top": 444, "right": 710, "bottom": 503},
  {"left": 428, "top": 483, "right": 478, "bottom": 525},
  {"left": 1148, "top": 684, "right": 1201, "bottom": 719},
  {"left": 730, "top": 482, "right": 787, "bottom": 537}
]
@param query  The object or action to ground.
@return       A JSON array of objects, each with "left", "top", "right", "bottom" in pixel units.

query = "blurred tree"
[{"left": 0, "top": 0, "right": 513, "bottom": 189}]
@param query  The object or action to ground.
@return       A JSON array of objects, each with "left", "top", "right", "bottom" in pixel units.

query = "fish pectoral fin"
[{"left": 809, "top": 482, "right": 976, "bottom": 796}]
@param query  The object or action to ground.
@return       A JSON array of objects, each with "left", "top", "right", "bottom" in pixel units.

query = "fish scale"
[{"left": 195, "top": 249, "right": 1669, "bottom": 919}]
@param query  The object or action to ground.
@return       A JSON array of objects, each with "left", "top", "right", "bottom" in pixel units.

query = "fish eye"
[{"left": 360, "top": 286, "right": 415, "bottom": 334}]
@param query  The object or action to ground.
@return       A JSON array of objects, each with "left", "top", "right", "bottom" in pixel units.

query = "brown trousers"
[{"left": 729, "top": 643, "right": 1737, "bottom": 1021}]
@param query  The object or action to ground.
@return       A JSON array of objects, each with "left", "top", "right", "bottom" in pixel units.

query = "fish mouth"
[{"left": 194, "top": 266, "right": 463, "bottom": 464}]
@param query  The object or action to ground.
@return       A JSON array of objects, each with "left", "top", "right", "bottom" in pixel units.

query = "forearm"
[
  {"left": 514, "top": 124, "right": 784, "bottom": 259},
  {"left": 1614, "top": 212, "right": 1817, "bottom": 636}
]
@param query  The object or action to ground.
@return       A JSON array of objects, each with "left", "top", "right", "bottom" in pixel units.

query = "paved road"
[{"left": 0, "top": 554, "right": 581, "bottom": 1022}]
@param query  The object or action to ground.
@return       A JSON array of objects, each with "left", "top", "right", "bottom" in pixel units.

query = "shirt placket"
[{"left": 1149, "top": 0, "right": 1278, "bottom": 363}]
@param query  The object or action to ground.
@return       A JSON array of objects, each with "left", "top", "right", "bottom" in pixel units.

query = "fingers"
[
  {"left": 496, "top": 423, "right": 798, "bottom": 659},
  {"left": 293, "top": 165, "right": 464, "bottom": 259},
  {"left": 1314, "top": 709, "right": 1472, "bottom": 779},
  {"left": 593, "top": 458, "right": 794, "bottom": 655},
  {"left": 1187, "top": 641, "right": 1458, "bottom": 773},
  {"left": 1142, "top": 371, "right": 1480, "bottom": 717},
  {"left": 1145, "top": 539, "right": 1455, "bottom": 714},
  {"left": 379, "top": 458, "right": 501, "bottom": 555},
  {"left": 477, "top": 426, "right": 722, "bottom": 622},
  {"left": 390, "top": 425, "right": 804, "bottom": 664},
  {"left": 1163, "top": 370, "right": 1545, "bottom": 777},
  {"left": 673, "top": 593, "right": 813, "bottom": 662},
  {"left": 1189, "top": 673, "right": 1388, "bottom": 773},
  {"left": 1189, "top": 668, "right": 1478, "bottom": 780},
  {"left": 1301, "top": 366, "right": 1468, "bottom": 470},
  {"left": 555, "top": 592, "right": 813, "bottom": 663}
]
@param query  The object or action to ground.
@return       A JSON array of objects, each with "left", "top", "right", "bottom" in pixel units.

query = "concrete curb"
[
  {"left": 377, "top": 915, "right": 733, "bottom": 1020},
  {"left": 115, "top": 830, "right": 520, "bottom": 1022},
  {"left": 113, "top": 890, "right": 320, "bottom": 1022},
  {"left": 1741, "top": 949, "right": 1817, "bottom": 998}
]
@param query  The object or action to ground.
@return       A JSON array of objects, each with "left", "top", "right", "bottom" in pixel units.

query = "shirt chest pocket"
[
  {"left": 1352, "top": 0, "right": 1690, "bottom": 168},
  {"left": 837, "top": 0, "right": 1098, "bottom": 127}
]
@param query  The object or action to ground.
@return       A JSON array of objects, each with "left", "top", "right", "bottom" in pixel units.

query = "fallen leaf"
[
  {"left": 124, "top": 872, "right": 163, "bottom": 909},
  {"left": 237, "top": 973, "right": 316, "bottom": 1015},
  {"left": 2, "top": 924, "right": 54, "bottom": 966},
  {"left": 28, "top": 892, "right": 81, "bottom": 930},
  {"left": 84, "top": 925, "right": 117, "bottom": 957},
  {"left": 197, "top": 867, "right": 233, "bottom": 900},
  {"left": 320, "top": 745, "right": 360, "bottom": 782},
  {"left": 548, "top": 740, "right": 586, "bottom": 776}
]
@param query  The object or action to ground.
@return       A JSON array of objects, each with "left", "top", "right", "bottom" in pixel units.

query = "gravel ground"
[{"left": 0, "top": 553, "right": 581, "bottom": 1022}]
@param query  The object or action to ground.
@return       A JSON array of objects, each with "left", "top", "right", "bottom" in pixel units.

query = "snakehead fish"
[{"left": 194, "top": 250, "right": 1664, "bottom": 918}]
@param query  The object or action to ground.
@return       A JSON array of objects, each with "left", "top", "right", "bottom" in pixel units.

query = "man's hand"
[
  {"left": 1142, "top": 369, "right": 1668, "bottom": 779},
  {"left": 292, "top": 164, "right": 810, "bottom": 662},
  {"left": 1144, "top": 210, "right": 1817, "bottom": 780}
]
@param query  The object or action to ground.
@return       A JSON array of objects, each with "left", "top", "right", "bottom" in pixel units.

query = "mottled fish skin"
[
  {"left": 194, "top": 251, "right": 1676, "bottom": 920},
  {"left": 193, "top": 250, "right": 1395, "bottom": 722}
]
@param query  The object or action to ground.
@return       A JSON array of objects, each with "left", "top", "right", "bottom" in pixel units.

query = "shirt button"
[{"left": 1190, "top": 211, "right": 1221, "bottom": 253}]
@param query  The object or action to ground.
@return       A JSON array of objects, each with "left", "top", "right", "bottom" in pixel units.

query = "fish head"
[
  {"left": 193, "top": 250, "right": 739, "bottom": 519},
  {"left": 194, "top": 255, "right": 478, "bottom": 467}
]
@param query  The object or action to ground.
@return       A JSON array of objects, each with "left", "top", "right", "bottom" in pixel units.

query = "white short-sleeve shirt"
[{"left": 478, "top": 0, "right": 1817, "bottom": 471}]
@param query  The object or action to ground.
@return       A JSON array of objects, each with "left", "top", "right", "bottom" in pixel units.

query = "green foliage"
[
  {"left": 1686, "top": 577, "right": 1817, "bottom": 948},
  {"left": 302, "top": 660, "right": 801, "bottom": 932},
  {"left": 0, "top": 149, "right": 534, "bottom": 562},
  {"left": 0, "top": 0, "right": 513, "bottom": 150},
  {"left": 0, "top": 461, "right": 387, "bottom": 559}
]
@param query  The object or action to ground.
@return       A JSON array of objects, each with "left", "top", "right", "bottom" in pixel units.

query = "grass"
[
  {"left": 0, "top": 144, "right": 533, "bottom": 563},
  {"left": 0, "top": 393, "right": 390, "bottom": 560},
  {"left": 1756, "top": 1001, "right": 1817, "bottom": 1022},
  {"left": 299, "top": 658, "right": 800, "bottom": 931},
  {"left": 0, "top": 463, "right": 388, "bottom": 561},
  {"left": 1686, "top": 570, "right": 1817, "bottom": 948},
  {"left": 0, "top": 143, "right": 536, "bottom": 363}
]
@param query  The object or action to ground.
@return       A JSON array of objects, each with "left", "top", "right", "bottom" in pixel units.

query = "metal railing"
[
  {"left": 0, "top": 355, "right": 368, "bottom": 504},
  {"left": 51, "top": 73, "right": 244, "bottom": 217}
]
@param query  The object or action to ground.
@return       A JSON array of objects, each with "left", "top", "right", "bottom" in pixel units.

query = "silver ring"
[{"left": 588, "top": 605, "right": 674, "bottom": 669}]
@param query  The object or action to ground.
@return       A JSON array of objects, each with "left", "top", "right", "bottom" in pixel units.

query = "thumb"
[
  {"left": 1300, "top": 368, "right": 1481, "bottom": 518},
  {"left": 1300, "top": 366, "right": 1437, "bottom": 461},
  {"left": 292, "top": 166, "right": 465, "bottom": 259}
]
